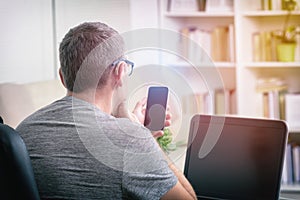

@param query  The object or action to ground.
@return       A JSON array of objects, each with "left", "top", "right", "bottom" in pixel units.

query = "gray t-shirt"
[{"left": 16, "top": 96, "right": 177, "bottom": 200}]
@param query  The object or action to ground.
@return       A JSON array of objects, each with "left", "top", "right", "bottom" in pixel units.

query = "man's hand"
[
  {"left": 114, "top": 100, "right": 140, "bottom": 123},
  {"left": 114, "top": 98, "right": 172, "bottom": 138},
  {"left": 132, "top": 97, "right": 147, "bottom": 124}
]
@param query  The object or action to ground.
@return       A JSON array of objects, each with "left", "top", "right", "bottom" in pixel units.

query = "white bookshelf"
[
  {"left": 244, "top": 62, "right": 300, "bottom": 68},
  {"left": 281, "top": 184, "right": 300, "bottom": 192},
  {"left": 163, "top": 61, "right": 235, "bottom": 68},
  {"left": 164, "top": 11, "right": 234, "bottom": 17},
  {"left": 235, "top": 0, "right": 300, "bottom": 118},
  {"left": 241, "top": 10, "right": 300, "bottom": 17},
  {"left": 158, "top": 0, "right": 300, "bottom": 117},
  {"left": 157, "top": 0, "right": 300, "bottom": 191}
]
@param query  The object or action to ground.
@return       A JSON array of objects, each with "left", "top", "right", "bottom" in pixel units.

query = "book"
[
  {"left": 180, "top": 27, "right": 201, "bottom": 62},
  {"left": 188, "top": 27, "right": 198, "bottom": 62},
  {"left": 261, "top": 89, "right": 286, "bottom": 119},
  {"left": 214, "top": 89, "right": 231, "bottom": 115},
  {"left": 204, "top": 92, "right": 214, "bottom": 114},
  {"left": 285, "top": 94, "right": 300, "bottom": 130},
  {"left": 252, "top": 32, "right": 261, "bottom": 62},
  {"left": 261, "top": 0, "right": 284, "bottom": 11},
  {"left": 268, "top": 90, "right": 280, "bottom": 119},
  {"left": 229, "top": 89, "right": 237, "bottom": 114},
  {"left": 262, "top": 92, "right": 270, "bottom": 118},
  {"left": 211, "top": 26, "right": 229, "bottom": 62},
  {"left": 189, "top": 28, "right": 212, "bottom": 63},
  {"left": 261, "top": 0, "right": 272, "bottom": 10},
  {"left": 271, "top": 36, "right": 281, "bottom": 62},
  {"left": 194, "top": 93, "right": 205, "bottom": 113},
  {"left": 282, "top": 144, "right": 293, "bottom": 184},
  {"left": 181, "top": 89, "right": 234, "bottom": 115},
  {"left": 228, "top": 24, "right": 235, "bottom": 62},
  {"left": 257, "top": 78, "right": 287, "bottom": 119},
  {"left": 205, "top": 0, "right": 233, "bottom": 12},
  {"left": 293, "top": 145, "right": 300, "bottom": 183},
  {"left": 179, "top": 25, "right": 234, "bottom": 63},
  {"left": 262, "top": 32, "right": 273, "bottom": 61},
  {"left": 271, "top": 0, "right": 281, "bottom": 10},
  {"left": 180, "top": 27, "right": 190, "bottom": 60},
  {"left": 182, "top": 93, "right": 207, "bottom": 114},
  {"left": 198, "top": 0, "right": 206, "bottom": 11},
  {"left": 252, "top": 31, "right": 273, "bottom": 62},
  {"left": 168, "top": 0, "right": 198, "bottom": 12}
]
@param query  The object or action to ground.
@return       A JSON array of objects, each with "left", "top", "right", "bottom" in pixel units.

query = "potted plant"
[{"left": 272, "top": 0, "right": 298, "bottom": 62}]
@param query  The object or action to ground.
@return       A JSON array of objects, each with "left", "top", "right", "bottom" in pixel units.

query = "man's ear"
[
  {"left": 59, "top": 68, "right": 67, "bottom": 88},
  {"left": 113, "top": 62, "right": 126, "bottom": 87}
]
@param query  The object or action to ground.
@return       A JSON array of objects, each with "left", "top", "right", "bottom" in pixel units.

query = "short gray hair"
[{"left": 59, "top": 22, "right": 124, "bottom": 92}]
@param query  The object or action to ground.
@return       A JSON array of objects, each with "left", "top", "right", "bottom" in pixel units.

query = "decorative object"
[{"left": 272, "top": 0, "right": 299, "bottom": 61}]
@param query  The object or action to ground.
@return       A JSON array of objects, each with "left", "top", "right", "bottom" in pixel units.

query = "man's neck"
[{"left": 67, "top": 88, "right": 113, "bottom": 114}]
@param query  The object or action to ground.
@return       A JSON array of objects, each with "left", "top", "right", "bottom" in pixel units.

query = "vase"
[{"left": 277, "top": 43, "right": 296, "bottom": 62}]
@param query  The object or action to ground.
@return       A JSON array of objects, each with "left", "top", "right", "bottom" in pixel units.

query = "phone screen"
[{"left": 144, "top": 86, "right": 169, "bottom": 131}]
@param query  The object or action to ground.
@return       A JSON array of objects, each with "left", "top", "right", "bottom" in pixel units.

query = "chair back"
[{"left": 0, "top": 119, "right": 40, "bottom": 200}]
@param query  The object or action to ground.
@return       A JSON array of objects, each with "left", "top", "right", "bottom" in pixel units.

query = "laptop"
[{"left": 184, "top": 114, "right": 288, "bottom": 200}]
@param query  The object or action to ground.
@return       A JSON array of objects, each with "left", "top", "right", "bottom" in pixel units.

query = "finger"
[
  {"left": 165, "top": 113, "right": 172, "bottom": 120},
  {"left": 115, "top": 101, "right": 129, "bottom": 118},
  {"left": 141, "top": 96, "right": 147, "bottom": 105},
  {"left": 166, "top": 105, "right": 170, "bottom": 111},
  {"left": 133, "top": 97, "right": 147, "bottom": 112},
  {"left": 164, "top": 120, "right": 171, "bottom": 127},
  {"left": 152, "top": 130, "right": 164, "bottom": 138}
]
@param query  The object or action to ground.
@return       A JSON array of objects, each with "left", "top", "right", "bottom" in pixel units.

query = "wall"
[
  {"left": 0, "top": 0, "right": 132, "bottom": 83},
  {"left": 0, "top": 0, "right": 55, "bottom": 83}
]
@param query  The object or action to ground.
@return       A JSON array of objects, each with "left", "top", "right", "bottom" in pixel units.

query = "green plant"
[
  {"left": 157, "top": 128, "right": 187, "bottom": 153},
  {"left": 273, "top": 0, "right": 298, "bottom": 43},
  {"left": 157, "top": 128, "right": 176, "bottom": 153}
]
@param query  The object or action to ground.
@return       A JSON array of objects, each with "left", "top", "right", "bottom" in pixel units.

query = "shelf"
[
  {"left": 243, "top": 62, "right": 300, "bottom": 68},
  {"left": 281, "top": 184, "right": 300, "bottom": 192},
  {"left": 159, "top": 2, "right": 300, "bottom": 195},
  {"left": 241, "top": 10, "right": 300, "bottom": 17},
  {"left": 214, "top": 62, "right": 236, "bottom": 68},
  {"left": 164, "top": 61, "right": 235, "bottom": 68},
  {"left": 290, "top": 128, "right": 300, "bottom": 133},
  {"left": 164, "top": 11, "right": 234, "bottom": 17}
]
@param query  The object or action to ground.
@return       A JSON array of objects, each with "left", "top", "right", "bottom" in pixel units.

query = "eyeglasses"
[{"left": 111, "top": 58, "right": 135, "bottom": 76}]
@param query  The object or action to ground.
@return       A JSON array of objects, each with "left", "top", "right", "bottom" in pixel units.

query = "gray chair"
[{"left": 0, "top": 117, "right": 40, "bottom": 200}]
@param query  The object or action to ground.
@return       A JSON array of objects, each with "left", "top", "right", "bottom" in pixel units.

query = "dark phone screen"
[{"left": 144, "top": 86, "right": 169, "bottom": 131}]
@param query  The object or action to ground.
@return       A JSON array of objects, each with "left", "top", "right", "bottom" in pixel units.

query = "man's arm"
[
  {"left": 161, "top": 163, "right": 197, "bottom": 200},
  {"left": 115, "top": 99, "right": 197, "bottom": 199}
]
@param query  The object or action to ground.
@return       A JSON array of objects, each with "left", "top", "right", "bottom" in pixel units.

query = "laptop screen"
[{"left": 184, "top": 115, "right": 288, "bottom": 200}]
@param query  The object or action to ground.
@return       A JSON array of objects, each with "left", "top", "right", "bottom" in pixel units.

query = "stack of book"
[
  {"left": 180, "top": 27, "right": 211, "bottom": 63},
  {"left": 167, "top": 0, "right": 234, "bottom": 12},
  {"left": 256, "top": 78, "right": 287, "bottom": 119},
  {"left": 261, "top": 0, "right": 299, "bottom": 11},
  {"left": 252, "top": 31, "right": 278, "bottom": 62},
  {"left": 282, "top": 143, "right": 300, "bottom": 185},
  {"left": 167, "top": 0, "right": 199, "bottom": 12},
  {"left": 182, "top": 88, "right": 235, "bottom": 115},
  {"left": 285, "top": 93, "right": 300, "bottom": 131},
  {"left": 180, "top": 25, "right": 235, "bottom": 63}
]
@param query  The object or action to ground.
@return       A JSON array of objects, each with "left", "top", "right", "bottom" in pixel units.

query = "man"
[{"left": 16, "top": 22, "right": 196, "bottom": 200}]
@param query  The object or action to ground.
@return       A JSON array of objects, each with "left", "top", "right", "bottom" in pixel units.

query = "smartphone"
[{"left": 144, "top": 86, "right": 169, "bottom": 131}]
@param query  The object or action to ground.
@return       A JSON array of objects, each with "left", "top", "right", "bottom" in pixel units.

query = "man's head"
[{"left": 59, "top": 22, "right": 125, "bottom": 93}]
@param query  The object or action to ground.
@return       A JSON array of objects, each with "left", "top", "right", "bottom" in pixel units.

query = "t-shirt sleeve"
[
  {"left": 119, "top": 120, "right": 178, "bottom": 200},
  {"left": 122, "top": 167, "right": 178, "bottom": 200}
]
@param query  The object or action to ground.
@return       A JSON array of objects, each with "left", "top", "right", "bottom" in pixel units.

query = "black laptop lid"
[{"left": 184, "top": 115, "right": 288, "bottom": 200}]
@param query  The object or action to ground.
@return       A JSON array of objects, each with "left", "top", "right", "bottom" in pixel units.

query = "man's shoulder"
[{"left": 16, "top": 97, "right": 71, "bottom": 129}]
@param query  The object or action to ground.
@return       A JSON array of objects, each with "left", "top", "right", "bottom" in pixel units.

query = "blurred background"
[{"left": 0, "top": 0, "right": 158, "bottom": 83}]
